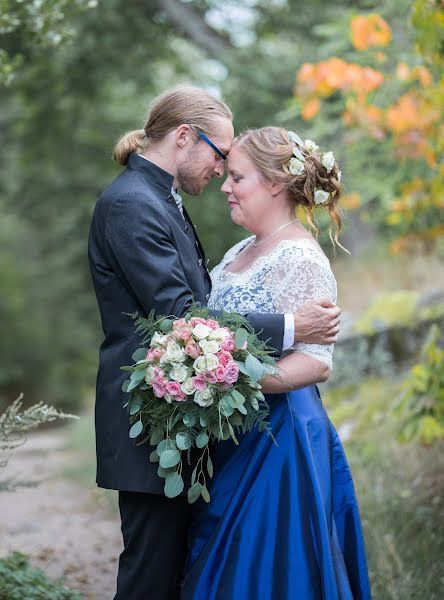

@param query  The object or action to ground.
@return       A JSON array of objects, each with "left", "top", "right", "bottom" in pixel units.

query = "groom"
[{"left": 88, "top": 86, "right": 341, "bottom": 600}]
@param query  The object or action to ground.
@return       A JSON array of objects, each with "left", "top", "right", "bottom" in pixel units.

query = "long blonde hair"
[{"left": 112, "top": 86, "right": 233, "bottom": 165}]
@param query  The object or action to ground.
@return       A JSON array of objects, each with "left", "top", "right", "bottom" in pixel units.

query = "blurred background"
[{"left": 0, "top": 0, "right": 443, "bottom": 598}]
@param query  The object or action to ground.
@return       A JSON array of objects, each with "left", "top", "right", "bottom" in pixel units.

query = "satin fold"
[{"left": 181, "top": 386, "right": 372, "bottom": 600}]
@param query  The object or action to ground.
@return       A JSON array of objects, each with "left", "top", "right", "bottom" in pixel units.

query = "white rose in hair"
[
  {"left": 314, "top": 189, "right": 330, "bottom": 205},
  {"left": 337, "top": 170, "right": 342, "bottom": 182},
  {"left": 288, "top": 157, "right": 305, "bottom": 176},
  {"left": 304, "top": 139, "right": 319, "bottom": 153},
  {"left": 321, "top": 151, "right": 335, "bottom": 173}
]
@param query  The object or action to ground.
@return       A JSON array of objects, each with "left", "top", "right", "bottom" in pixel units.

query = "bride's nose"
[{"left": 221, "top": 177, "right": 231, "bottom": 194}]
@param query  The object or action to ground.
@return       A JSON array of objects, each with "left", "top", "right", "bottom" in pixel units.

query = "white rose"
[
  {"left": 321, "top": 151, "right": 335, "bottom": 173},
  {"left": 208, "top": 328, "right": 230, "bottom": 341},
  {"left": 194, "top": 388, "right": 214, "bottom": 407},
  {"left": 163, "top": 341, "right": 186, "bottom": 363},
  {"left": 150, "top": 332, "right": 168, "bottom": 347},
  {"left": 192, "top": 323, "right": 212, "bottom": 340},
  {"left": 314, "top": 189, "right": 330, "bottom": 205},
  {"left": 288, "top": 157, "right": 305, "bottom": 176},
  {"left": 169, "top": 364, "right": 189, "bottom": 383},
  {"left": 193, "top": 354, "right": 219, "bottom": 373},
  {"left": 304, "top": 139, "right": 319, "bottom": 153},
  {"left": 145, "top": 365, "right": 156, "bottom": 384},
  {"left": 181, "top": 377, "right": 196, "bottom": 395},
  {"left": 199, "top": 339, "right": 221, "bottom": 355}
]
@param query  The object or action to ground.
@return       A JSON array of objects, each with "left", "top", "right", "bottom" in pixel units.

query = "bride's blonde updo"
[{"left": 234, "top": 127, "right": 344, "bottom": 249}]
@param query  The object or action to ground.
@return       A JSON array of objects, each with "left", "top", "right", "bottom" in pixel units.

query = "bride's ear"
[{"left": 270, "top": 180, "right": 285, "bottom": 197}]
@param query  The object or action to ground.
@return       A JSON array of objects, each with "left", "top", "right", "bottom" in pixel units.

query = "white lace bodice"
[{"left": 208, "top": 236, "right": 337, "bottom": 368}]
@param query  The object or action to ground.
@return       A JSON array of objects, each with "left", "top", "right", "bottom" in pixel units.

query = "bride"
[{"left": 181, "top": 127, "right": 372, "bottom": 599}]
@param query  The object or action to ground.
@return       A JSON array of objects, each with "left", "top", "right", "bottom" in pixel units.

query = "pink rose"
[
  {"left": 165, "top": 381, "right": 182, "bottom": 397},
  {"left": 191, "top": 317, "right": 207, "bottom": 326},
  {"left": 204, "top": 371, "right": 218, "bottom": 384},
  {"left": 152, "top": 366, "right": 165, "bottom": 381},
  {"left": 191, "top": 375, "right": 206, "bottom": 391},
  {"left": 217, "top": 351, "right": 233, "bottom": 367},
  {"left": 206, "top": 319, "right": 220, "bottom": 330},
  {"left": 215, "top": 366, "right": 226, "bottom": 382},
  {"left": 172, "top": 318, "right": 187, "bottom": 330},
  {"left": 146, "top": 349, "right": 156, "bottom": 362},
  {"left": 177, "top": 326, "right": 192, "bottom": 342},
  {"left": 223, "top": 361, "right": 240, "bottom": 385},
  {"left": 185, "top": 343, "right": 201, "bottom": 359},
  {"left": 153, "top": 381, "right": 166, "bottom": 398},
  {"left": 221, "top": 338, "right": 235, "bottom": 353}
]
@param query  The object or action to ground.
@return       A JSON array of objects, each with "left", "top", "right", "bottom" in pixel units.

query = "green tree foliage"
[{"left": 396, "top": 324, "right": 444, "bottom": 444}]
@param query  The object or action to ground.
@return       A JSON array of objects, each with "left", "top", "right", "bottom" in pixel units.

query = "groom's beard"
[{"left": 177, "top": 153, "right": 212, "bottom": 196}]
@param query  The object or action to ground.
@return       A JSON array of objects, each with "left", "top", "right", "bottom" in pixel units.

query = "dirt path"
[{"left": 0, "top": 429, "right": 123, "bottom": 599}]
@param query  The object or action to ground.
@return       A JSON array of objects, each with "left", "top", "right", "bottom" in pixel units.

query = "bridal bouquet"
[{"left": 121, "top": 306, "right": 278, "bottom": 503}]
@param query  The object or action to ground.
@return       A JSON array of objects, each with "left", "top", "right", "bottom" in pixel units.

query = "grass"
[{"left": 323, "top": 377, "right": 444, "bottom": 599}]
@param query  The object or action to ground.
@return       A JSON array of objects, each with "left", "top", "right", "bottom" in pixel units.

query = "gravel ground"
[{"left": 0, "top": 430, "right": 122, "bottom": 599}]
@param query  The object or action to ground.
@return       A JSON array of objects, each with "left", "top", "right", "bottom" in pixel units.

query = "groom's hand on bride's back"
[{"left": 293, "top": 298, "right": 341, "bottom": 344}]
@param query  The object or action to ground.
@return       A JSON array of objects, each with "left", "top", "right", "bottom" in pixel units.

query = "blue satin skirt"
[{"left": 181, "top": 386, "right": 372, "bottom": 599}]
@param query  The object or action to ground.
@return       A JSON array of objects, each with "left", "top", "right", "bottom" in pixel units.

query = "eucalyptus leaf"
[
  {"left": 220, "top": 403, "right": 234, "bottom": 417},
  {"left": 150, "top": 429, "right": 164, "bottom": 445},
  {"left": 129, "top": 396, "right": 142, "bottom": 415},
  {"left": 159, "top": 318, "right": 173, "bottom": 333},
  {"left": 176, "top": 431, "right": 191, "bottom": 450},
  {"left": 183, "top": 414, "right": 197, "bottom": 427},
  {"left": 149, "top": 450, "right": 160, "bottom": 463},
  {"left": 188, "top": 483, "right": 202, "bottom": 504},
  {"left": 196, "top": 431, "right": 209, "bottom": 448},
  {"left": 132, "top": 347, "right": 147, "bottom": 362},
  {"left": 191, "top": 464, "right": 198, "bottom": 486},
  {"left": 129, "top": 420, "right": 143, "bottom": 439},
  {"left": 236, "top": 361, "right": 249, "bottom": 375},
  {"left": 201, "top": 485, "right": 211, "bottom": 503},
  {"left": 164, "top": 472, "right": 184, "bottom": 498},
  {"left": 157, "top": 465, "right": 175, "bottom": 478},
  {"left": 159, "top": 449, "right": 181, "bottom": 468},
  {"left": 127, "top": 376, "right": 143, "bottom": 392},
  {"left": 237, "top": 404, "right": 248, "bottom": 415},
  {"left": 231, "top": 389, "right": 245, "bottom": 406},
  {"left": 207, "top": 454, "right": 214, "bottom": 477},
  {"left": 199, "top": 414, "right": 209, "bottom": 427},
  {"left": 156, "top": 439, "right": 177, "bottom": 456},
  {"left": 227, "top": 421, "right": 239, "bottom": 445},
  {"left": 234, "top": 328, "right": 248, "bottom": 349},
  {"left": 292, "top": 146, "right": 305, "bottom": 162},
  {"left": 245, "top": 353, "right": 264, "bottom": 384},
  {"left": 122, "top": 379, "right": 131, "bottom": 393},
  {"left": 130, "top": 368, "right": 146, "bottom": 383}
]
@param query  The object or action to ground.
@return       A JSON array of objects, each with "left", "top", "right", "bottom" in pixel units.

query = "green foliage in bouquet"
[
  {"left": 121, "top": 305, "right": 279, "bottom": 504},
  {"left": 396, "top": 324, "right": 444, "bottom": 444}
]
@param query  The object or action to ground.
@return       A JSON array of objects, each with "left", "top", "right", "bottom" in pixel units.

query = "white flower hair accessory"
[
  {"left": 314, "top": 189, "right": 330, "bottom": 205},
  {"left": 321, "top": 151, "right": 335, "bottom": 173},
  {"left": 304, "top": 139, "right": 319, "bottom": 153},
  {"left": 288, "top": 157, "right": 305, "bottom": 176}
]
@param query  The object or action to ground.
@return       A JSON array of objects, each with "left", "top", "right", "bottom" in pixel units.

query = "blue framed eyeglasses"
[{"left": 191, "top": 127, "right": 227, "bottom": 161}]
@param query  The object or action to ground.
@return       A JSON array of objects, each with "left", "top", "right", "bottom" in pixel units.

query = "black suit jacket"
[{"left": 88, "top": 154, "right": 285, "bottom": 493}]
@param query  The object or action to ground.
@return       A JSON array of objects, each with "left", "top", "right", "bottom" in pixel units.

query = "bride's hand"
[{"left": 293, "top": 298, "right": 340, "bottom": 345}]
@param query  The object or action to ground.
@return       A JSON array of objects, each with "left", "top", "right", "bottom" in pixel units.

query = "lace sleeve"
[{"left": 266, "top": 242, "right": 337, "bottom": 368}]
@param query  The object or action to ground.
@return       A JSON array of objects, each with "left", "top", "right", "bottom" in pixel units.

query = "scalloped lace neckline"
[{"left": 221, "top": 237, "right": 325, "bottom": 278}]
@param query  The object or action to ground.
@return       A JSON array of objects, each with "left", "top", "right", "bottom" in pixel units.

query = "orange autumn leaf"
[
  {"left": 351, "top": 14, "right": 392, "bottom": 51},
  {"left": 301, "top": 97, "right": 321, "bottom": 120},
  {"left": 341, "top": 193, "right": 361, "bottom": 210}
]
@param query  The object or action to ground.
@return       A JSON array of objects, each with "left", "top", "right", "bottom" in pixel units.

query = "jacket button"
[
  {"left": 184, "top": 225, "right": 189, "bottom": 233},
  {"left": 167, "top": 194, "right": 174, "bottom": 203},
  {"left": 198, "top": 258, "right": 203, "bottom": 267}
]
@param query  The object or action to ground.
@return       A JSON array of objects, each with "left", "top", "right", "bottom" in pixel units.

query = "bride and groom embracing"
[{"left": 88, "top": 86, "right": 372, "bottom": 599}]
